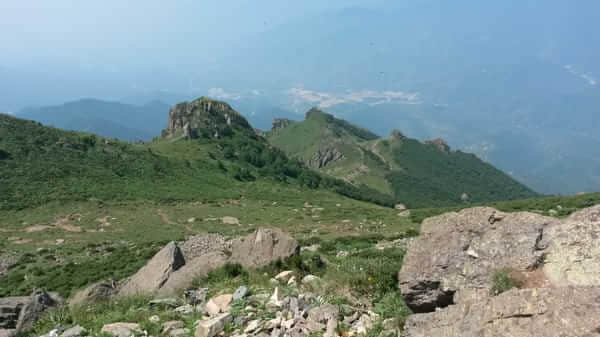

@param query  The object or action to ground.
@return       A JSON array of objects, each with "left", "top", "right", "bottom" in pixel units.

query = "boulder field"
[{"left": 399, "top": 205, "right": 600, "bottom": 336}]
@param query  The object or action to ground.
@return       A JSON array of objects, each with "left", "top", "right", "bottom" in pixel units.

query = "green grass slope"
[
  {"left": 0, "top": 103, "right": 394, "bottom": 211},
  {"left": 267, "top": 108, "right": 538, "bottom": 208}
]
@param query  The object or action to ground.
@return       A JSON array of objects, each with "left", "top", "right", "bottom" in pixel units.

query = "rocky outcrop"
[
  {"left": 230, "top": 228, "right": 299, "bottom": 268},
  {"left": 161, "top": 97, "right": 252, "bottom": 140},
  {"left": 405, "top": 287, "right": 600, "bottom": 337},
  {"left": 400, "top": 205, "right": 600, "bottom": 337},
  {"left": 0, "top": 290, "right": 62, "bottom": 337},
  {"left": 308, "top": 148, "right": 344, "bottom": 168},
  {"left": 271, "top": 119, "right": 295, "bottom": 132},
  {"left": 119, "top": 242, "right": 185, "bottom": 297},
  {"left": 102, "top": 228, "right": 298, "bottom": 298},
  {"left": 398, "top": 207, "right": 555, "bottom": 312},
  {"left": 425, "top": 138, "right": 450, "bottom": 152}
]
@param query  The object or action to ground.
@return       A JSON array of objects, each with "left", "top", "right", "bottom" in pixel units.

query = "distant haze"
[{"left": 3, "top": 0, "right": 600, "bottom": 194}]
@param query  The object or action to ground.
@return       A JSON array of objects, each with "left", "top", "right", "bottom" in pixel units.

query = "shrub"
[{"left": 490, "top": 269, "right": 521, "bottom": 295}]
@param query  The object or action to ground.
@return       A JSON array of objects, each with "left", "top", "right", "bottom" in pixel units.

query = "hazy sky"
[{"left": 1, "top": 0, "right": 391, "bottom": 70}]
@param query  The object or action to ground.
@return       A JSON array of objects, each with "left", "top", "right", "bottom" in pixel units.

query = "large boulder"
[
  {"left": 69, "top": 280, "right": 117, "bottom": 307},
  {"left": 157, "top": 251, "right": 229, "bottom": 297},
  {"left": 543, "top": 205, "right": 600, "bottom": 286},
  {"left": 119, "top": 242, "right": 185, "bottom": 296},
  {"left": 401, "top": 204, "right": 600, "bottom": 337},
  {"left": 14, "top": 290, "right": 62, "bottom": 333},
  {"left": 398, "top": 207, "right": 556, "bottom": 312},
  {"left": 230, "top": 228, "right": 299, "bottom": 268},
  {"left": 404, "top": 287, "right": 600, "bottom": 337}
]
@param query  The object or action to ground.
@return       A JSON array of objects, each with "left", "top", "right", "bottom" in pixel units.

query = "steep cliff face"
[{"left": 162, "top": 97, "right": 252, "bottom": 139}]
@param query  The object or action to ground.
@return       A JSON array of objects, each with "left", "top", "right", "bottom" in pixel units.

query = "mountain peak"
[
  {"left": 305, "top": 107, "right": 332, "bottom": 121},
  {"left": 425, "top": 138, "right": 451, "bottom": 152},
  {"left": 162, "top": 97, "right": 252, "bottom": 139}
]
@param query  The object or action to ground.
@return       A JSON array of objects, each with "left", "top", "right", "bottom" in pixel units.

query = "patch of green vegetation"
[
  {"left": 0, "top": 244, "right": 160, "bottom": 298},
  {"left": 0, "top": 113, "right": 394, "bottom": 211},
  {"left": 267, "top": 108, "right": 537, "bottom": 209},
  {"left": 490, "top": 269, "right": 522, "bottom": 295},
  {"left": 385, "top": 138, "right": 536, "bottom": 208}
]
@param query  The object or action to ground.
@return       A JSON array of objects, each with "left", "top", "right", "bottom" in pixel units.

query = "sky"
[{"left": 1, "top": 0, "right": 390, "bottom": 70}]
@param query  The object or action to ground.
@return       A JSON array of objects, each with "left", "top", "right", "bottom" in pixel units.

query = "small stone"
[
  {"left": 324, "top": 319, "right": 338, "bottom": 337},
  {"left": 195, "top": 313, "right": 232, "bottom": 337},
  {"left": 101, "top": 323, "right": 140, "bottom": 337},
  {"left": 162, "top": 321, "right": 184, "bottom": 334},
  {"left": 287, "top": 276, "right": 296, "bottom": 286},
  {"left": 244, "top": 320, "right": 261, "bottom": 333},
  {"left": 149, "top": 315, "right": 161, "bottom": 323},
  {"left": 40, "top": 329, "right": 60, "bottom": 337},
  {"left": 184, "top": 289, "right": 208, "bottom": 305},
  {"left": 174, "top": 305, "right": 195, "bottom": 315},
  {"left": 336, "top": 251, "right": 349, "bottom": 258},
  {"left": 60, "top": 326, "right": 86, "bottom": 337},
  {"left": 266, "top": 288, "right": 282, "bottom": 310},
  {"left": 233, "top": 286, "right": 249, "bottom": 301},
  {"left": 188, "top": 218, "right": 196, "bottom": 223},
  {"left": 274, "top": 271, "right": 294, "bottom": 283},
  {"left": 169, "top": 328, "right": 189, "bottom": 337},
  {"left": 301, "top": 275, "right": 321, "bottom": 285},
  {"left": 205, "top": 294, "right": 233, "bottom": 316}
]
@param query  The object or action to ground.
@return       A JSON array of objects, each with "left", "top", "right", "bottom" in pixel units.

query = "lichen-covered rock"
[
  {"left": 404, "top": 287, "right": 600, "bottom": 337},
  {"left": 230, "top": 228, "right": 299, "bottom": 268},
  {"left": 398, "top": 207, "right": 556, "bottom": 312},
  {"left": 119, "top": 242, "right": 185, "bottom": 296}
]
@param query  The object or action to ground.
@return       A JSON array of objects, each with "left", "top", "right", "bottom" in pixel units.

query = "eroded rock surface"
[
  {"left": 230, "top": 228, "right": 299, "bottom": 268},
  {"left": 401, "top": 204, "right": 600, "bottom": 337},
  {"left": 398, "top": 207, "right": 556, "bottom": 312},
  {"left": 405, "top": 287, "right": 600, "bottom": 337}
]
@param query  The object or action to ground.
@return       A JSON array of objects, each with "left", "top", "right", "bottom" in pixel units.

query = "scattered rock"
[
  {"left": 221, "top": 217, "right": 240, "bottom": 225},
  {"left": 184, "top": 289, "right": 208, "bottom": 305},
  {"left": 101, "top": 323, "right": 140, "bottom": 337},
  {"left": 205, "top": 294, "right": 232, "bottom": 316},
  {"left": 195, "top": 313, "right": 232, "bottom": 337},
  {"left": 233, "top": 286, "right": 248, "bottom": 301},
  {"left": 59, "top": 325, "right": 86, "bottom": 337},
  {"left": 162, "top": 321, "right": 184, "bottom": 334},
  {"left": 169, "top": 328, "right": 189, "bottom": 337},
  {"left": 274, "top": 271, "right": 294, "bottom": 283},
  {"left": 394, "top": 204, "right": 407, "bottom": 211},
  {"left": 174, "top": 304, "right": 195, "bottom": 315},
  {"left": 149, "top": 315, "right": 161, "bottom": 323},
  {"left": 301, "top": 275, "right": 321, "bottom": 285}
]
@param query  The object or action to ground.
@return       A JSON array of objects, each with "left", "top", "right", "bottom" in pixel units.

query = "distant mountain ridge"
[
  {"left": 267, "top": 108, "right": 537, "bottom": 208},
  {"left": 16, "top": 99, "right": 170, "bottom": 141}
]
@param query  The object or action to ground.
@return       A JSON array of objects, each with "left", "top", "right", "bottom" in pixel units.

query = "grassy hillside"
[
  {"left": 267, "top": 108, "right": 537, "bottom": 208},
  {"left": 0, "top": 106, "right": 395, "bottom": 211}
]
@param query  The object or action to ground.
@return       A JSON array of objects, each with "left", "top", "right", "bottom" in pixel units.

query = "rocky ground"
[
  {"left": 4, "top": 203, "right": 600, "bottom": 337},
  {"left": 399, "top": 205, "right": 600, "bottom": 336}
]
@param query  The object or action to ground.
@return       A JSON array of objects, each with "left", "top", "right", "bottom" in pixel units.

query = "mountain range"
[{"left": 2, "top": 97, "right": 536, "bottom": 211}]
